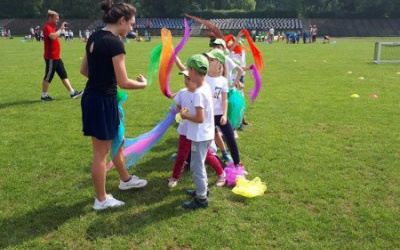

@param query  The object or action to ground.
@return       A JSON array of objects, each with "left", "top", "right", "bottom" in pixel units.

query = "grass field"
[{"left": 0, "top": 35, "right": 399, "bottom": 249}]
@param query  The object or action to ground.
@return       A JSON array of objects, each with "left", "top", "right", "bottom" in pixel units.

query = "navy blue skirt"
[{"left": 81, "top": 92, "right": 119, "bottom": 140}]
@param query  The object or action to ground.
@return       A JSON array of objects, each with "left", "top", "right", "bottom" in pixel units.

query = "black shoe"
[
  {"left": 182, "top": 197, "right": 208, "bottom": 209},
  {"left": 71, "top": 90, "right": 83, "bottom": 99},
  {"left": 185, "top": 189, "right": 210, "bottom": 198},
  {"left": 41, "top": 95, "right": 54, "bottom": 101}
]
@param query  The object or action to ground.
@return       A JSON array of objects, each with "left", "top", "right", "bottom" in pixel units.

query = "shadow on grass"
[
  {"left": 0, "top": 201, "right": 88, "bottom": 248},
  {"left": 86, "top": 197, "right": 187, "bottom": 240},
  {"left": 0, "top": 99, "right": 41, "bottom": 109},
  {"left": 0, "top": 98, "right": 73, "bottom": 110},
  {"left": 84, "top": 137, "right": 190, "bottom": 239}
]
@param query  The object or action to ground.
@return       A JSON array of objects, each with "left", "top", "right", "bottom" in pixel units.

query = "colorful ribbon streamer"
[
  {"left": 147, "top": 44, "right": 163, "bottom": 84},
  {"left": 248, "top": 64, "right": 262, "bottom": 103},
  {"left": 224, "top": 34, "right": 246, "bottom": 54},
  {"left": 184, "top": 14, "right": 224, "bottom": 39},
  {"left": 241, "top": 29, "right": 264, "bottom": 72},
  {"left": 158, "top": 19, "right": 191, "bottom": 98},
  {"left": 107, "top": 106, "right": 177, "bottom": 171},
  {"left": 159, "top": 29, "right": 174, "bottom": 98},
  {"left": 110, "top": 90, "right": 128, "bottom": 162}
]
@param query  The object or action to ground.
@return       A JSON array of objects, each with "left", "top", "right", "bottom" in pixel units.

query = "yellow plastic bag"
[{"left": 232, "top": 177, "right": 267, "bottom": 198}]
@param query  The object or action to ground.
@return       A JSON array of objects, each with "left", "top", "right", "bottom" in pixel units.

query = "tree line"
[{"left": 1, "top": 0, "right": 399, "bottom": 19}]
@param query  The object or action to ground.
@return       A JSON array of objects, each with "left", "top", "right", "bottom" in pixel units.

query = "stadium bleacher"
[
  {"left": 2, "top": 18, "right": 400, "bottom": 37},
  {"left": 133, "top": 18, "right": 195, "bottom": 29},
  {"left": 202, "top": 18, "right": 303, "bottom": 30}
]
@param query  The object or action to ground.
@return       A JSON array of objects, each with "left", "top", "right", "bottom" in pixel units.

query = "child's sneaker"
[
  {"left": 182, "top": 197, "right": 208, "bottom": 209},
  {"left": 216, "top": 175, "right": 226, "bottom": 187},
  {"left": 186, "top": 189, "right": 210, "bottom": 197},
  {"left": 71, "top": 90, "right": 83, "bottom": 99},
  {"left": 93, "top": 194, "right": 125, "bottom": 210},
  {"left": 168, "top": 178, "right": 178, "bottom": 188},
  {"left": 118, "top": 175, "right": 147, "bottom": 190}
]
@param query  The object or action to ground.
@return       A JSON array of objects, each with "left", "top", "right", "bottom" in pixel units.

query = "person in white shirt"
[
  {"left": 180, "top": 54, "right": 214, "bottom": 209},
  {"left": 168, "top": 70, "right": 225, "bottom": 188},
  {"left": 204, "top": 49, "right": 243, "bottom": 168},
  {"left": 268, "top": 26, "right": 275, "bottom": 44}
]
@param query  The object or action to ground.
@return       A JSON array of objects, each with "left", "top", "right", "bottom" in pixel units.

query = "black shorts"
[
  {"left": 43, "top": 59, "right": 68, "bottom": 83},
  {"left": 81, "top": 92, "right": 119, "bottom": 140}
]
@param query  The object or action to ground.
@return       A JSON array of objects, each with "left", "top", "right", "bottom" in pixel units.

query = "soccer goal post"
[{"left": 373, "top": 42, "right": 400, "bottom": 64}]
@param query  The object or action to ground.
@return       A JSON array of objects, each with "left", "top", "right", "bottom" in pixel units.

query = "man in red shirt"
[{"left": 41, "top": 9, "right": 82, "bottom": 101}]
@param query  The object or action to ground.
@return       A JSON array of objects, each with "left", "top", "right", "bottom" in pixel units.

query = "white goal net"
[{"left": 373, "top": 42, "right": 400, "bottom": 63}]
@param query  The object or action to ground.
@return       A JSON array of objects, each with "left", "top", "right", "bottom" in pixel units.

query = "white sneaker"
[
  {"left": 216, "top": 175, "right": 226, "bottom": 187},
  {"left": 93, "top": 194, "right": 125, "bottom": 210},
  {"left": 168, "top": 178, "right": 178, "bottom": 188},
  {"left": 118, "top": 175, "right": 147, "bottom": 190}
]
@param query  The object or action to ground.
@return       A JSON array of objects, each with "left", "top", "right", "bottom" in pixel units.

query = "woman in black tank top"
[{"left": 80, "top": 0, "right": 148, "bottom": 210}]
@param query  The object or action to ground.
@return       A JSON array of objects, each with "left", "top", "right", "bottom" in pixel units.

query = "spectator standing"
[
  {"left": 268, "top": 26, "right": 275, "bottom": 44},
  {"left": 41, "top": 9, "right": 83, "bottom": 101},
  {"left": 312, "top": 25, "right": 318, "bottom": 43}
]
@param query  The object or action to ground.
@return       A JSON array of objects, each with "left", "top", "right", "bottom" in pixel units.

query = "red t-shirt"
[{"left": 43, "top": 22, "right": 60, "bottom": 60}]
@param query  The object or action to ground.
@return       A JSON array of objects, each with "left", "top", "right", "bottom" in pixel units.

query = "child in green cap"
[{"left": 180, "top": 54, "right": 215, "bottom": 209}]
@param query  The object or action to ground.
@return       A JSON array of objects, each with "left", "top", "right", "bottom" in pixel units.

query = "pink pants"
[{"left": 172, "top": 135, "right": 223, "bottom": 179}]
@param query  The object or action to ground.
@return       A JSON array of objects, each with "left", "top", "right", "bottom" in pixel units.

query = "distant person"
[
  {"left": 64, "top": 28, "right": 69, "bottom": 41},
  {"left": 69, "top": 30, "right": 74, "bottom": 40},
  {"left": 84, "top": 29, "right": 90, "bottom": 42},
  {"left": 296, "top": 31, "right": 301, "bottom": 44},
  {"left": 268, "top": 26, "right": 275, "bottom": 44},
  {"left": 35, "top": 26, "right": 41, "bottom": 41},
  {"left": 41, "top": 9, "right": 83, "bottom": 101},
  {"left": 30, "top": 27, "right": 35, "bottom": 41},
  {"left": 285, "top": 31, "right": 290, "bottom": 44},
  {"left": 312, "top": 25, "right": 318, "bottom": 43},
  {"left": 302, "top": 29, "right": 307, "bottom": 44},
  {"left": 251, "top": 29, "right": 256, "bottom": 42}
]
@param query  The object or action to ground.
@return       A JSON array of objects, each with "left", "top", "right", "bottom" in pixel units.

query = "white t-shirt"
[
  {"left": 230, "top": 51, "right": 246, "bottom": 82},
  {"left": 186, "top": 84, "right": 215, "bottom": 142},
  {"left": 269, "top": 28, "right": 275, "bottom": 35},
  {"left": 225, "top": 56, "right": 237, "bottom": 85},
  {"left": 174, "top": 88, "right": 195, "bottom": 136},
  {"left": 205, "top": 75, "right": 228, "bottom": 116}
]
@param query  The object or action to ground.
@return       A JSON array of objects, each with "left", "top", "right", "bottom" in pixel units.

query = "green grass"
[{"left": 1, "top": 36, "right": 400, "bottom": 249}]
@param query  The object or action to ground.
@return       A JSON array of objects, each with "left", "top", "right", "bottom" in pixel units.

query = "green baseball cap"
[
  {"left": 187, "top": 54, "right": 209, "bottom": 74},
  {"left": 210, "top": 38, "right": 226, "bottom": 48},
  {"left": 204, "top": 49, "right": 226, "bottom": 64},
  {"left": 178, "top": 70, "right": 189, "bottom": 77}
]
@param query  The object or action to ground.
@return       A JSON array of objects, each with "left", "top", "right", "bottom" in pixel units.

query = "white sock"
[
  {"left": 70, "top": 89, "right": 75, "bottom": 95},
  {"left": 42, "top": 92, "right": 48, "bottom": 98}
]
